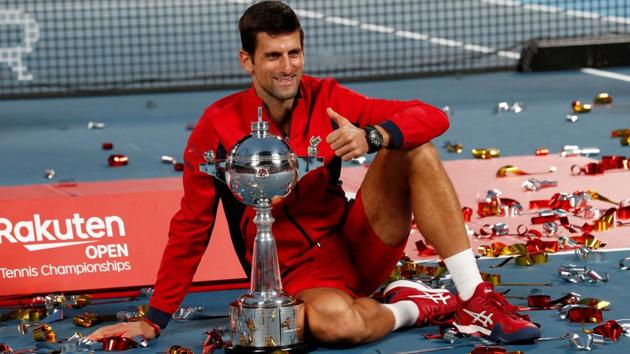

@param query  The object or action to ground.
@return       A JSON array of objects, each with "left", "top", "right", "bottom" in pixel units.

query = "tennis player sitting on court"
[{"left": 89, "top": 0, "right": 540, "bottom": 345}]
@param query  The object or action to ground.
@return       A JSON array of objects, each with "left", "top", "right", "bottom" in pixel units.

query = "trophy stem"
[{"left": 244, "top": 198, "right": 290, "bottom": 305}]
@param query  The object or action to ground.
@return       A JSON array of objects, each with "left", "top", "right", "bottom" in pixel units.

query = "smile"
[{"left": 273, "top": 75, "right": 295, "bottom": 87}]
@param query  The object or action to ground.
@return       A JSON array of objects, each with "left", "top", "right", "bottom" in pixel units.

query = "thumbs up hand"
[{"left": 325, "top": 108, "right": 369, "bottom": 161}]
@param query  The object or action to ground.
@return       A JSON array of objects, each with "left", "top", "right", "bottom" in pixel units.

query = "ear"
[{"left": 239, "top": 49, "right": 254, "bottom": 74}]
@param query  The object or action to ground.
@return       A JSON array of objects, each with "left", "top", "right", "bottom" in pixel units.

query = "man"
[{"left": 90, "top": 0, "right": 540, "bottom": 345}]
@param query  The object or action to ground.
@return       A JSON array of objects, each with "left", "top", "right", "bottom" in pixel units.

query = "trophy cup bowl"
[
  {"left": 225, "top": 125, "right": 298, "bottom": 206},
  {"left": 200, "top": 109, "right": 322, "bottom": 354}
]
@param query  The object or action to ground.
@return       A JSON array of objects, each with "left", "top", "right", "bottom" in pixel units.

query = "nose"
[{"left": 279, "top": 54, "right": 293, "bottom": 74}]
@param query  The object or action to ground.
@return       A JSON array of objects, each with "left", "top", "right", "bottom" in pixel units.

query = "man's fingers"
[
  {"left": 325, "top": 130, "right": 339, "bottom": 144},
  {"left": 334, "top": 144, "right": 356, "bottom": 158},
  {"left": 341, "top": 151, "right": 360, "bottom": 161},
  {"left": 327, "top": 107, "right": 350, "bottom": 127},
  {"left": 88, "top": 324, "right": 126, "bottom": 340},
  {"left": 329, "top": 136, "right": 353, "bottom": 151}
]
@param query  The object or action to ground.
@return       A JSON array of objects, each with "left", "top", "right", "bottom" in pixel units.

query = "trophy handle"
[
  {"left": 199, "top": 149, "right": 228, "bottom": 182},
  {"left": 200, "top": 137, "right": 325, "bottom": 182},
  {"left": 295, "top": 135, "right": 324, "bottom": 180}
]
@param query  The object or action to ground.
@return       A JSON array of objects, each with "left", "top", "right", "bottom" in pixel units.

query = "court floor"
[{"left": 1, "top": 66, "right": 630, "bottom": 353}]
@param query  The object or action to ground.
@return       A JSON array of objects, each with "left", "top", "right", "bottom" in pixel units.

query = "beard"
[
  {"left": 268, "top": 85, "right": 299, "bottom": 101},
  {"left": 265, "top": 78, "right": 299, "bottom": 101}
]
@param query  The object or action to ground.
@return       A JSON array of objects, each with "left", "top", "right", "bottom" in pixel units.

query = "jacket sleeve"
[
  {"left": 147, "top": 111, "right": 220, "bottom": 328},
  {"left": 328, "top": 80, "right": 449, "bottom": 149}
]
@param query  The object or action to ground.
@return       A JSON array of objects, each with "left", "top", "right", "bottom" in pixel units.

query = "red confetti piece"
[
  {"left": 611, "top": 129, "right": 630, "bottom": 138},
  {"left": 535, "top": 148, "right": 549, "bottom": 156},
  {"left": 415, "top": 240, "right": 438, "bottom": 257},
  {"left": 462, "top": 207, "right": 473, "bottom": 222},
  {"left": 108, "top": 154, "right": 128, "bottom": 167},
  {"left": 567, "top": 307, "right": 602, "bottom": 323},
  {"left": 101, "top": 336, "right": 138, "bottom": 351},
  {"left": 593, "top": 320, "right": 624, "bottom": 341},
  {"left": 527, "top": 294, "right": 551, "bottom": 308}
]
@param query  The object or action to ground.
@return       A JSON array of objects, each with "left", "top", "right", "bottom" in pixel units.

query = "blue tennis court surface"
[
  {"left": 2, "top": 67, "right": 630, "bottom": 185},
  {"left": 2, "top": 66, "right": 630, "bottom": 353},
  {"left": 1, "top": 0, "right": 630, "bottom": 353},
  {"left": 2, "top": 250, "right": 630, "bottom": 354}
]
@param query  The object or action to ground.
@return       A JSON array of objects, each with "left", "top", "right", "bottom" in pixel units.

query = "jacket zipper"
[{"left": 283, "top": 205, "right": 321, "bottom": 249}]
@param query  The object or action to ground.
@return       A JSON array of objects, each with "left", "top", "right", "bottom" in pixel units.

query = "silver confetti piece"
[
  {"left": 574, "top": 247, "right": 602, "bottom": 263},
  {"left": 495, "top": 102, "right": 510, "bottom": 113},
  {"left": 44, "top": 294, "right": 66, "bottom": 309},
  {"left": 43, "top": 169, "right": 56, "bottom": 180},
  {"left": 161, "top": 155, "right": 176, "bottom": 164},
  {"left": 558, "top": 236, "right": 579, "bottom": 247},
  {"left": 494, "top": 223, "right": 509, "bottom": 236},
  {"left": 510, "top": 102, "right": 525, "bottom": 113},
  {"left": 559, "top": 264, "right": 608, "bottom": 283},
  {"left": 484, "top": 189, "right": 502, "bottom": 200},
  {"left": 560, "top": 145, "right": 601, "bottom": 157},
  {"left": 87, "top": 121, "right": 106, "bottom": 129},
  {"left": 619, "top": 257, "right": 630, "bottom": 270},
  {"left": 586, "top": 269, "right": 608, "bottom": 282},
  {"left": 133, "top": 336, "right": 149, "bottom": 348},
  {"left": 570, "top": 332, "right": 597, "bottom": 350},
  {"left": 41, "top": 309, "right": 64, "bottom": 324},
  {"left": 172, "top": 306, "right": 205, "bottom": 320},
  {"left": 566, "top": 114, "right": 579, "bottom": 123},
  {"left": 543, "top": 222, "right": 558, "bottom": 235},
  {"left": 615, "top": 319, "right": 630, "bottom": 337},
  {"left": 351, "top": 156, "right": 367, "bottom": 165},
  {"left": 522, "top": 178, "right": 557, "bottom": 192}
]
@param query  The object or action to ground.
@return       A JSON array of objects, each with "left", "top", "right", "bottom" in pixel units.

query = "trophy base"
[{"left": 224, "top": 342, "right": 310, "bottom": 354}]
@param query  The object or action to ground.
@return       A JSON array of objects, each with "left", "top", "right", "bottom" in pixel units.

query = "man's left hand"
[{"left": 325, "top": 108, "right": 368, "bottom": 161}]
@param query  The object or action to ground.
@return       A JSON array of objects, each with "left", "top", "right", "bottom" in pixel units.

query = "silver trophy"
[{"left": 200, "top": 107, "right": 323, "bottom": 353}]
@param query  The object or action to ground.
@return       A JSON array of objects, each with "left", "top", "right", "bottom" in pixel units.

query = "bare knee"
[
  {"left": 407, "top": 142, "right": 440, "bottom": 164},
  {"left": 302, "top": 293, "right": 367, "bottom": 345}
]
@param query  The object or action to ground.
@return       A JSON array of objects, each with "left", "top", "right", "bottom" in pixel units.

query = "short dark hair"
[{"left": 239, "top": 1, "right": 304, "bottom": 56}]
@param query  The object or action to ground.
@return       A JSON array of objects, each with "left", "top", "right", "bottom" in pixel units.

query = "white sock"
[
  {"left": 383, "top": 301, "right": 419, "bottom": 331},
  {"left": 443, "top": 248, "right": 483, "bottom": 301}
]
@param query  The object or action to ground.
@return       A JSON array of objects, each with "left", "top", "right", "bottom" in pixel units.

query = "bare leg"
[
  {"left": 297, "top": 288, "right": 394, "bottom": 345},
  {"left": 360, "top": 142, "right": 469, "bottom": 258},
  {"left": 295, "top": 143, "right": 468, "bottom": 345}
]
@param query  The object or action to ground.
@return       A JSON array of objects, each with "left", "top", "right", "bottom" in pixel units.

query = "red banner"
[{"left": 0, "top": 178, "right": 246, "bottom": 297}]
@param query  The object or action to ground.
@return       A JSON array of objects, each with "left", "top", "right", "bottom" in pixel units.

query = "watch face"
[{"left": 369, "top": 130, "right": 383, "bottom": 146}]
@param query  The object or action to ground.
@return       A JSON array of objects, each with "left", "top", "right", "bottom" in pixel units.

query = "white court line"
[
  {"left": 565, "top": 9, "right": 601, "bottom": 20},
  {"left": 395, "top": 30, "right": 430, "bottom": 41},
  {"left": 294, "top": 9, "right": 324, "bottom": 20},
  {"left": 325, "top": 16, "right": 360, "bottom": 27},
  {"left": 482, "top": 0, "right": 522, "bottom": 7},
  {"left": 522, "top": 3, "right": 561, "bottom": 13},
  {"left": 498, "top": 51, "right": 521, "bottom": 59},
  {"left": 605, "top": 16, "right": 630, "bottom": 25},
  {"left": 464, "top": 43, "right": 496, "bottom": 54},
  {"left": 430, "top": 37, "right": 464, "bottom": 48},
  {"left": 481, "top": 0, "right": 630, "bottom": 25},
  {"left": 226, "top": 1, "right": 520, "bottom": 60},
  {"left": 581, "top": 68, "right": 630, "bottom": 83},
  {"left": 360, "top": 23, "right": 395, "bottom": 34}
]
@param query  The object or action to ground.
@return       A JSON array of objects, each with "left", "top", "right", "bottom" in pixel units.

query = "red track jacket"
[{"left": 146, "top": 75, "right": 449, "bottom": 327}]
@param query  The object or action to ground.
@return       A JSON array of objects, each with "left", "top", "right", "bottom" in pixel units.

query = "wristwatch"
[{"left": 363, "top": 125, "right": 384, "bottom": 154}]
